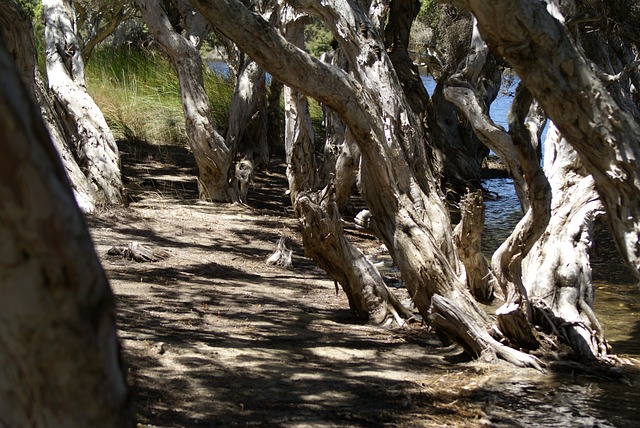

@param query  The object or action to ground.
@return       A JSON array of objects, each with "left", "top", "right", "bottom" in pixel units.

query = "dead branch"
[{"left": 107, "top": 242, "right": 171, "bottom": 262}]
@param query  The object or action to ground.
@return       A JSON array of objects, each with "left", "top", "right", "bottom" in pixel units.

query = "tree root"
[
  {"left": 107, "top": 242, "right": 171, "bottom": 262},
  {"left": 429, "top": 294, "right": 546, "bottom": 372},
  {"left": 266, "top": 236, "right": 293, "bottom": 268}
]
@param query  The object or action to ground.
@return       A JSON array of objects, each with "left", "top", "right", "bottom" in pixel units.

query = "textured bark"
[
  {"left": 447, "top": 0, "right": 640, "bottom": 280},
  {"left": 524, "top": 123, "right": 609, "bottom": 359},
  {"left": 453, "top": 189, "right": 496, "bottom": 302},
  {"left": 136, "top": 0, "right": 235, "bottom": 202},
  {"left": 43, "top": 0, "right": 123, "bottom": 206},
  {"left": 226, "top": 56, "right": 269, "bottom": 169},
  {"left": 0, "top": 36, "right": 132, "bottom": 428},
  {"left": 194, "top": 0, "right": 545, "bottom": 368},
  {"left": 491, "top": 85, "right": 552, "bottom": 349},
  {"left": 0, "top": 1, "right": 96, "bottom": 213},
  {"left": 282, "top": 12, "right": 408, "bottom": 324}
]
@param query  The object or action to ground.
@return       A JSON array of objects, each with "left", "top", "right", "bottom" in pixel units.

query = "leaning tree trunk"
[
  {"left": 135, "top": 0, "right": 237, "bottom": 202},
  {"left": 0, "top": 36, "right": 133, "bottom": 428},
  {"left": 449, "top": 0, "right": 640, "bottom": 280},
  {"left": 523, "top": 122, "right": 609, "bottom": 359},
  {"left": 0, "top": 0, "right": 97, "bottom": 213},
  {"left": 194, "top": 0, "right": 544, "bottom": 368},
  {"left": 42, "top": 0, "right": 123, "bottom": 206},
  {"left": 281, "top": 10, "right": 411, "bottom": 324}
]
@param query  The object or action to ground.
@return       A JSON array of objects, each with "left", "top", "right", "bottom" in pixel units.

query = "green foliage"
[
  {"left": 14, "top": 0, "right": 45, "bottom": 73},
  {"left": 416, "top": 0, "right": 439, "bottom": 25},
  {"left": 305, "top": 20, "right": 333, "bottom": 57},
  {"left": 86, "top": 46, "right": 235, "bottom": 144}
]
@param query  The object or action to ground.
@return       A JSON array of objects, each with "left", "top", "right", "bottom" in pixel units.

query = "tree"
[
  {"left": 280, "top": 5, "right": 411, "bottom": 324},
  {"left": 75, "top": 0, "right": 137, "bottom": 63},
  {"left": 135, "top": 0, "right": 242, "bottom": 202},
  {"left": 0, "top": 33, "right": 133, "bottom": 427},
  {"left": 192, "top": 0, "right": 544, "bottom": 368},
  {"left": 440, "top": 0, "right": 640, "bottom": 360},
  {"left": 42, "top": 0, "right": 124, "bottom": 207},
  {"left": 445, "top": 0, "right": 640, "bottom": 280}
]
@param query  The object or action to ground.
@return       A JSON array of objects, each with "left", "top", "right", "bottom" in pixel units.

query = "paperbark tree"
[
  {"left": 281, "top": 7, "right": 410, "bottom": 324},
  {"left": 42, "top": 0, "right": 124, "bottom": 206},
  {"left": 0, "top": 0, "right": 102, "bottom": 213},
  {"left": 444, "top": 0, "right": 640, "bottom": 281},
  {"left": 135, "top": 0, "right": 240, "bottom": 202},
  {"left": 192, "top": 0, "right": 543, "bottom": 368},
  {"left": 0, "top": 34, "right": 133, "bottom": 428},
  {"left": 523, "top": 123, "right": 608, "bottom": 359}
]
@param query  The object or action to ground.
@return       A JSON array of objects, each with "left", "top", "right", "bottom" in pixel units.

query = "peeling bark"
[
  {"left": 524, "top": 123, "right": 609, "bottom": 359},
  {"left": 193, "top": 0, "right": 546, "bottom": 368},
  {"left": 43, "top": 0, "right": 123, "bottom": 206},
  {"left": 447, "top": 0, "right": 640, "bottom": 280},
  {"left": 281, "top": 11, "right": 408, "bottom": 324},
  {"left": 453, "top": 189, "right": 496, "bottom": 302},
  {"left": 0, "top": 0, "right": 97, "bottom": 213}
]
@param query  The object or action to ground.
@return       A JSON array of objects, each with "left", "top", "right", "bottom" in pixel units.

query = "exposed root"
[
  {"left": 266, "top": 236, "right": 293, "bottom": 269},
  {"left": 107, "top": 242, "right": 171, "bottom": 262},
  {"left": 429, "top": 294, "right": 545, "bottom": 372}
]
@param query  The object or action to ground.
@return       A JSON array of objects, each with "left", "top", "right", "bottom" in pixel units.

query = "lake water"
[
  {"left": 213, "top": 63, "right": 639, "bottom": 425},
  {"left": 421, "top": 75, "right": 640, "bottom": 427}
]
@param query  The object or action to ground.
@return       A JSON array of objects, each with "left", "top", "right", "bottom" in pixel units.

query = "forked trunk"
[{"left": 453, "top": 0, "right": 640, "bottom": 280}]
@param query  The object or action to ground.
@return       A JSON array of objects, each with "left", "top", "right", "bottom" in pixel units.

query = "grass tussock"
[{"left": 86, "top": 46, "right": 234, "bottom": 145}]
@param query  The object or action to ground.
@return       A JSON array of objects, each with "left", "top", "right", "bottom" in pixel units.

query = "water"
[
  {"left": 422, "top": 73, "right": 640, "bottom": 426},
  {"left": 480, "top": 173, "right": 640, "bottom": 427}
]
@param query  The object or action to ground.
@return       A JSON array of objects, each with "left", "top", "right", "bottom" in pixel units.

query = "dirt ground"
[{"left": 86, "top": 141, "right": 573, "bottom": 427}]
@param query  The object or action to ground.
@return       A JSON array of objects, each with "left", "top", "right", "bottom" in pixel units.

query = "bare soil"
[{"left": 87, "top": 140, "right": 544, "bottom": 427}]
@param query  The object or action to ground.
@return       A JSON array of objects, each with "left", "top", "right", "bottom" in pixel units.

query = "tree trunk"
[
  {"left": 453, "top": 189, "right": 496, "bottom": 302},
  {"left": 0, "top": 36, "right": 133, "bottom": 428},
  {"left": 448, "top": 0, "right": 640, "bottom": 280},
  {"left": 42, "top": 0, "right": 123, "bottom": 206},
  {"left": 0, "top": 0, "right": 97, "bottom": 213},
  {"left": 523, "top": 122, "right": 609, "bottom": 359},
  {"left": 281, "top": 12, "right": 410, "bottom": 324},
  {"left": 194, "top": 0, "right": 547, "bottom": 368},
  {"left": 491, "top": 84, "right": 552, "bottom": 350},
  {"left": 135, "top": 0, "right": 236, "bottom": 202}
]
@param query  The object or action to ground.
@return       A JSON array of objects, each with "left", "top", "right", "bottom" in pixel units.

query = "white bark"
[
  {"left": 0, "top": 36, "right": 132, "bottom": 427},
  {"left": 43, "top": 0, "right": 123, "bottom": 206},
  {"left": 523, "top": 123, "right": 608, "bottom": 359},
  {"left": 282, "top": 11, "right": 409, "bottom": 324},
  {"left": 446, "top": 0, "right": 640, "bottom": 280},
  {"left": 194, "top": 0, "right": 546, "bottom": 368},
  {"left": 0, "top": 0, "right": 97, "bottom": 213}
]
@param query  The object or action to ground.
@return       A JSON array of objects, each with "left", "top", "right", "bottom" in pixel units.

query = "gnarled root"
[{"left": 429, "top": 294, "right": 545, "bottom": 372}]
